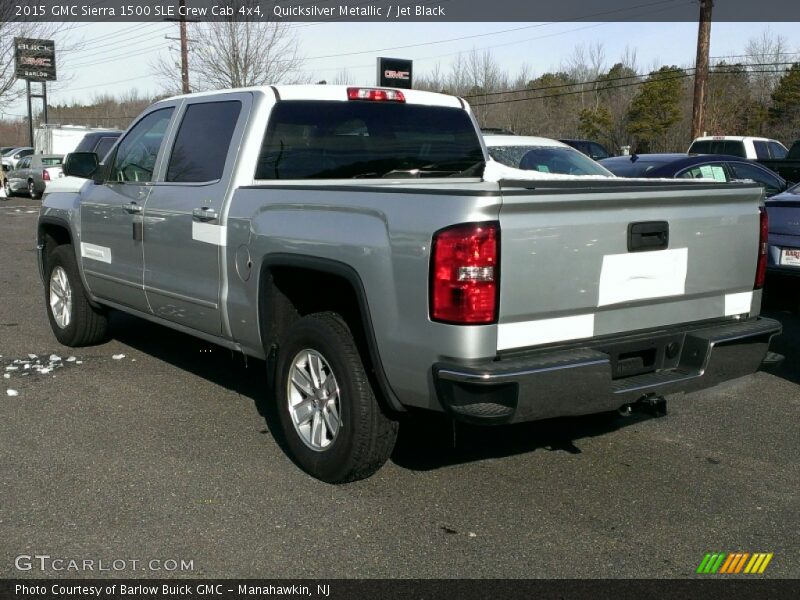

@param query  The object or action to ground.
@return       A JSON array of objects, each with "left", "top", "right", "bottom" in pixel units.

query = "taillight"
[
  {"left": 430, "top": 222, "right": 499, "bottom": 324},
  {"left": 42, "top": 169, "right": 50, "bottom": 181},
  {"left": 755, "top": 207, "right": 768, "bottom": 289},
  {"left": 347, "top": 87, "right": 405, "bottom": 102}
]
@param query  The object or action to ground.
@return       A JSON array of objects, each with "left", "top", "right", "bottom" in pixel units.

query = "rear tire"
[
  {"left": 275, "top": 312, "right": 398, "bottom": 483},
  {"left": 28, "top": 180, "right": 41, "bottom": 200},
  {"left": 45, "top": 244, "right": 109, "bottom": 347}
]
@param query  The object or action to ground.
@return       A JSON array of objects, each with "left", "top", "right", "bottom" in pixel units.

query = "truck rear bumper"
[{"left": 433, "top": 317, "right": 781, "bottom": 424}]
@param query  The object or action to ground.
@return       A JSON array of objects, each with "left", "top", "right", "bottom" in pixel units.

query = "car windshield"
[
  {"left": 487, "top": 145, "right": 612, "bottom": 176},
  {"left": 2, "top": 148, "right": 20, "bottom": 157}
]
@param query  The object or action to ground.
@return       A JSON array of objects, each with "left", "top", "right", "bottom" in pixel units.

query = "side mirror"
[{"left": 63, "top": 152, "right": 99, "bottom": 179}]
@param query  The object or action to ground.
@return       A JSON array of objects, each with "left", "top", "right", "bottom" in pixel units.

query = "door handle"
[
  {"left": 123, "top": 202, "right": 143, "bottom": 214},
  {"left": 192, "top": 207, "right": 218, "bottom": 222},
  {"left": 628, "top": 221, "right": 669, "bottom": 252}
]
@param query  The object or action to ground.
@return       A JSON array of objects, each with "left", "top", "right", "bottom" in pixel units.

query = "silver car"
[{"left": 4, "top": 154, "right": 63, "bottom": 199}]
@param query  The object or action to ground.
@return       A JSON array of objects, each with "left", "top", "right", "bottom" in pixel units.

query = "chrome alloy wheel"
[
  {"left": 287, "top": 349, "right": 342, "bottom": 451},
  {"left": 49, "top": 266, "right": 73, "bottom": 329}
]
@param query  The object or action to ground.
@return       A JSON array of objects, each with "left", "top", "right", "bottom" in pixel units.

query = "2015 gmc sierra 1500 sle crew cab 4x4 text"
[{"left": 37, "top": 85, "right": 781, "bottom": 483}]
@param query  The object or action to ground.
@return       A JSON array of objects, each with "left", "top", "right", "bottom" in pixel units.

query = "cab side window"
[
  {"left": 753, "top": 141, "right": 769, "bottom": 160},
  {"left": 768, "top": 141, "right": 787, "bottom": 159},
  {"left": 166, "top": 101, "right": 242, "bottom": 183},
  {"left": 109, "top": 108, "right": 174, "bottom": 183}
]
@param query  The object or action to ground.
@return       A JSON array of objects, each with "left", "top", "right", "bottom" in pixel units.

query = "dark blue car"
[
  {"left": 766, "top": 182, "right": 800, "bottom": 280},
  {"left": 600, "top": 153, "right": 788, "bottom": 197}
]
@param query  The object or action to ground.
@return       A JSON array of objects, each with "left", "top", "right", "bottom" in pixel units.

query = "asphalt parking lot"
[{"left": 1, "top": 196, "right": 798, "bottom": 579}]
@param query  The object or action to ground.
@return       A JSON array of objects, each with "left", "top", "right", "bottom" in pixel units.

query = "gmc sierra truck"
[{"left": 38, "top": 85, "right": 781, "bottom": 483}]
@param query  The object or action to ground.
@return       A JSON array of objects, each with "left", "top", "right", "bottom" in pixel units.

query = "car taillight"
[
  {"left": 755, "top": 207, "right": 768, "bottom": 289},
  {"left": 42, "top": 169, "right": 50, "bottom": 181},
  {"left": 430, "top": 222, "right": 499, "bottom": 324},
  {"left": 347, "top": 87, "right": 405, "bottom": 102}
]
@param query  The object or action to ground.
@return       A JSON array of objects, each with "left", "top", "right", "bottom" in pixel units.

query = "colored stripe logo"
[{"left": 697, "top": 552, "right": 773, "bottom": 574}]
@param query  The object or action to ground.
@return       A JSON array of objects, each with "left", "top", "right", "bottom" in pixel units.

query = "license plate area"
[
  {"left": 602, "top": 333, "right": 685, "bottom": 380},
  {"left": 779, "top": 248, "right": 800, "bottom": 267}
]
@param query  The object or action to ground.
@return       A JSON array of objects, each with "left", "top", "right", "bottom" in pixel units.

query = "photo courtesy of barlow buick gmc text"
[{"left": 0, "top": 1, "right": 798, "bottom": 599}]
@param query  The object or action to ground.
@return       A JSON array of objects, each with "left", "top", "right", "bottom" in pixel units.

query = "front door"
[
  {"left": 143, "top": 96, "right": 248, "bottom": 335},
  {"left": 79, "top": 106, "right": 175, "bottom": 313}
]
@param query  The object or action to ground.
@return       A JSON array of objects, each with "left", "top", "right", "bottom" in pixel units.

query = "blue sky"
[{"left": 3, "top": 21, "right": 797, "bottom": 118}]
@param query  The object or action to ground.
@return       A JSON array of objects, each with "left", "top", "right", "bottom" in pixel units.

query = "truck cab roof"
[{"left": 164, "top": 84, "right": 464, "bottom": 109}]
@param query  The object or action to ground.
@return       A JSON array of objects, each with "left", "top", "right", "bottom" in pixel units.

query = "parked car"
[
  {"left": 559, "top": 138, "right": 612, "bottom": 160},
  {"left": 688, "top": 136, "right": 788, "bottom": 160},
  {"left": 1, "top": 146, "right": 34, "bottom": 170},
  {"left": 484, "top": 135, "right": 615, "bottom": 176},
  {"left": 600, "top": 153, "right": 788, "bottom": 196},
  {"left": 756, "top": 140, "right": 800, "bottom": 184},
  {"left": 73, "top": 130, "right": 123, "bottom": 161},
  {"left": 765, "top": 182, "right": 800, "bottom": 282},
  {"left": 39, "top": 85, "right": 779, "bottom": 482},
  {"left": 4, "top": 154, "right": 63, "bottom": 199}
]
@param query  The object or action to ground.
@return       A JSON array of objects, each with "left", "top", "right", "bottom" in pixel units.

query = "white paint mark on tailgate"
[
  {"left": 724, "top": 291, "right": 753, "bottom": 316},
  {"left": 80, "top": 242, "right": 112, "bottom": 264},
  {"left": 598, "top": 248, "right": 688, "bottom": 307},
  {"left": 497, "top": 314, "right": 595, "bottom": 351},
  {"left": 192, "top": 222, "right": 227, "bottom": 246}
]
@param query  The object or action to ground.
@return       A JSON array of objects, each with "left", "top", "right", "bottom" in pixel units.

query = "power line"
[
  {"left": 462, "top": 61, "right": 799, "bottom": 100},
  {"left": 469, "top": 67, "right": 788, "bottom": 108}
]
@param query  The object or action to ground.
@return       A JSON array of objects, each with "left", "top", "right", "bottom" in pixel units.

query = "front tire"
[
  {"left": 45, "top": 245, "right": 109, "bottom": 346},
  {"left": 276, "top": 312, "right": 398, "bottom": 483}
]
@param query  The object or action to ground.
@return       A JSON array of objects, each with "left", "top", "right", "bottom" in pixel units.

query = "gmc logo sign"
[
  {"left": 377, "top": 57, "right": 412, "bottom": 89},
  {"left": 384, "top": 70, "right": 410, "bottom": 80}
]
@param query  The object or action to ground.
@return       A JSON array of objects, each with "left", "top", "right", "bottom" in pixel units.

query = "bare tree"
[
  {"left": 745, "top": 28, "right": 796, "bottom": 104},
  {"left": 152, "top": 0, "right": 305, "bottom": 93}
]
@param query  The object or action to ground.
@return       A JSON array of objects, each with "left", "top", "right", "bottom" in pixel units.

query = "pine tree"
[
  {"left": 769, "top": 63, "right": 800, "bottom": 140},
  {"left": 626, "top": 66, "right": 686, "bottom": 152}
]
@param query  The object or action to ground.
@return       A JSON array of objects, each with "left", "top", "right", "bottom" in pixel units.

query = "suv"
[
  {"left": 688, "top": 136, "right": 788, "bottom": 160},
  {"left": 73, "top": 130, "right": 123, "bottom": 161}
]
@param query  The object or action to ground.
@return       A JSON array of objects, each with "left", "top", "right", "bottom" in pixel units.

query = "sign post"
[
  {"left": 377, "top": 57, "right": 413, "bottom": 89},
  {"left": 14, "top": 38, "right": 57, "bottom": 147}
]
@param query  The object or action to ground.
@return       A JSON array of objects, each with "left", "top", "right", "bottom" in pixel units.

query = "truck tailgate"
[{"left": 496, "top": 180, "right": 763, "bottom": 351}]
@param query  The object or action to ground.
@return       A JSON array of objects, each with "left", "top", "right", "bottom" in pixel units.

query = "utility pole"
[
  {"left": 179, "top": 0, "right": 190, "bottom": 93},
  {"left": 691, "top": 0, "right": 713, "bottom": 139},
  {"left": 165, "top": 0, "right": 191, "bottom": 93}
]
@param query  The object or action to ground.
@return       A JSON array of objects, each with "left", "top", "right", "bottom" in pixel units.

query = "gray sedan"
[{"left": 4, "top": 154, "right": 63, "bottom": 199}]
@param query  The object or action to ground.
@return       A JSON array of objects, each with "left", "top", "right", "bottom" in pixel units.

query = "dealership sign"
[
  {"left": 377, "top": 57, "right": 412, "bottom": 89},
  {"left": 15, "top": 38, "right": 57, "bottom": 81}
]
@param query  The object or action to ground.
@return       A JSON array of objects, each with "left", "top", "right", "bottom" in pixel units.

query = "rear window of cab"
[{"left": 255, "top": 100, "right": 484, "bottom": 180}]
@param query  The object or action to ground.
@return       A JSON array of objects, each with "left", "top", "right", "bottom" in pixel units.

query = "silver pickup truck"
[{"left": 38, "top": 85, "right": 781, "bottom": 482}]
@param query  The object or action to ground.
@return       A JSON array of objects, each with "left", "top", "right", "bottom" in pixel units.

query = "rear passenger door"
[{"left": 143, "top": 94, "right": 249, "bottom": 335}]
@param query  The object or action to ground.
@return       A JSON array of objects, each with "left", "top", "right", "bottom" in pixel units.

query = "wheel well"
[
  {"left": 261, "top": 265, "right": 366, "bottom": 353},
  {"left": 259, "top": 263, "right": 403, "bottom": 413},
  {"left": 39, "top": 223, "right": 72, "bottom": 272}
]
